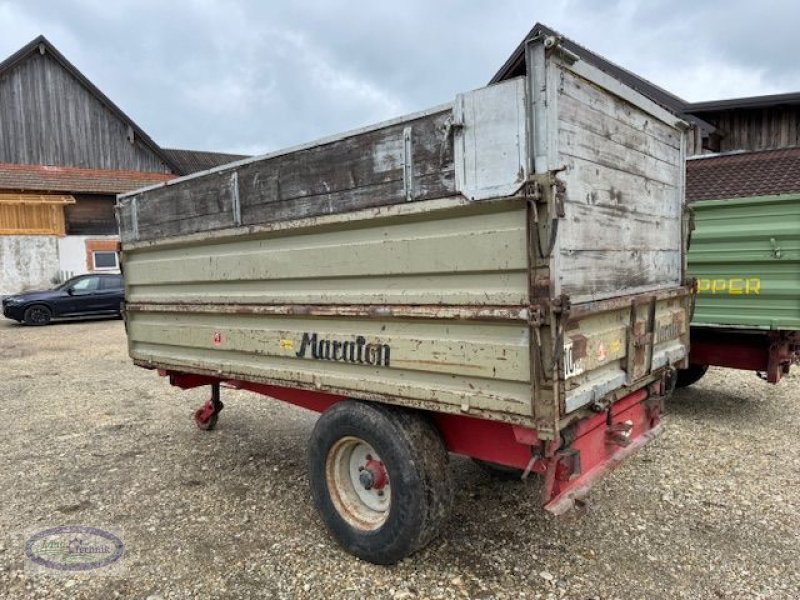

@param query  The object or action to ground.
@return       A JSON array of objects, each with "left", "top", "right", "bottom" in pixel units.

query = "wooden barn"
[
  {"left": 684, "top": 93, "right": 800, "bottom": 201},
  {"left": 0, "top": 35, "right": 244, "bottom": 296}
]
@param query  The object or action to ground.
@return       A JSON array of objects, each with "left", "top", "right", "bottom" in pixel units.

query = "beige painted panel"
[
  {"left": 127, "top": 311, "right": 532, "bottom": 418},
  {"left": 128, "top": 272, "right": 528, "bottom": 306},
  {"left": 128, "top": 312, "right": 530, "bottom": 382},
  {"left": 562, "top": 294, "right": 690, "bottom": 412},
  {"left": 124, "top": 200, "right": 528, "bottom": 306}
]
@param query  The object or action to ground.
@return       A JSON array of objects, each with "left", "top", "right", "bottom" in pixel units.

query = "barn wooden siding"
[
  {"left": 0, "top": 51, "right": 170, "bottom": 172},
  {"left": 0, "top": 193, "right": 74, "bottom": 235},
  {"left": 713, "top": 107, "right": 800, "bottom": 152},
  {"left": 65, "top": 195, "right": 117, "bottom": 235}
]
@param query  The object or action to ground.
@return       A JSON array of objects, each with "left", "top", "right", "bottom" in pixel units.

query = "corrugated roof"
[
  {"left": 162, "top": 148, "right": 249, "bottom": 176},
  {"left": 686, "top": 147, "right": 800, "bottom": 202},
  {"left": 0, "top": 163, "right": 174, "bottom": 194}
]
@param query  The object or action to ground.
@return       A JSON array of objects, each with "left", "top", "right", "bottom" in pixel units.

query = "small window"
[
  {"left": 93, "top": 251, "right": 118, "bottom": 270},
  {"left": 100, "top": 275, "right": 124, "bottom": 290}
]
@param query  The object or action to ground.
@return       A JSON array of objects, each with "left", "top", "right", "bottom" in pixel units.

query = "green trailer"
[{"left": 681, "top": 193, "right": 800, "bottom": 386}]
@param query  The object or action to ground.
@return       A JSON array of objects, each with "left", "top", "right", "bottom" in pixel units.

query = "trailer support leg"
[{"left": 194, "top": 383, "right": 224, "bottom": 431}]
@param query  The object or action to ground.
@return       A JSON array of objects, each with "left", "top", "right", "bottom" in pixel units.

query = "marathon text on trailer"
[{"left": 295, "top": 333, "right": 391, "bottom": 367}]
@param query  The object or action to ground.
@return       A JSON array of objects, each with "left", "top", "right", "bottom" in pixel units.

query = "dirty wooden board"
[
  {"left": 554, "top": 66, "right": 684, "bottom": 302},
  {"left": 118, "top": 110, "right": 455, "bottom": 243}
]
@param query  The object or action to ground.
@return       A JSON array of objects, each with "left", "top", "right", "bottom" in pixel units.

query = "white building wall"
[
  {"left": 0, "top": 236, "right": 60, "bottom": 296},
  {"left": 57, "top": 235, "right": 119, "bottom": 280}
]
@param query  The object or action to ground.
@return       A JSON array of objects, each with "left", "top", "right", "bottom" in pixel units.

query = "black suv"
[{"left": 2, "top": 273, "right": 124, "bottom": 325}]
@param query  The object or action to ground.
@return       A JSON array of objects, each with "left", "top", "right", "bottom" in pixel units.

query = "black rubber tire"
[
  {"left": 23, "top": 304, "right": 52, "bottom": 326},
  {"left": 308, "top": 401, "right": 452, "bottom": 565},
  {"left": 472, "top": 458, "right": 524, "bottom": 481},
  {"left": 676, "top": 363, "right": 709, "bottom": 388}
]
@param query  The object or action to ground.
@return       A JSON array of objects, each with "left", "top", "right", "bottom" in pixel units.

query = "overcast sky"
[{"left": 1, "top": 0, "right": 799, "bottom": 156}]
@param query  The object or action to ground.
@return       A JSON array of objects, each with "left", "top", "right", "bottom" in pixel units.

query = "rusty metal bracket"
[
  {"left": 551, "top": 294, "right": 571, "bottom": 318},
  {"left": 527, "top": 172, "right": 566, "bottom": 258},
  {"left": 440, "top": 113, "right": 463, "bottom": 167}
]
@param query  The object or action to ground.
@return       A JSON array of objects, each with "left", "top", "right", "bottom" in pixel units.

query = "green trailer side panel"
[{"left": 689, "top": 194, "right": 800, "bottom": 330}]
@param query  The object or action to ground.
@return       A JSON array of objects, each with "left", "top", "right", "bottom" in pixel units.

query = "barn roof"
[
  {"left": 686, "top": 92, "right": 800, "bottom": 115},
  {"left": 0, "top": 35, "right": 182, "bottom": 174},
  {"left": 163, "top": 148, "right": 249, "bottom": 176},
  {"left": 490, "top": 23, "right": 687, "bottom": 114},
  {"left": 0, "top": 162, "right": 174, "bottom": 195},
  {"left": 686, "top": 147, "right": 800, "bottom": 202}
]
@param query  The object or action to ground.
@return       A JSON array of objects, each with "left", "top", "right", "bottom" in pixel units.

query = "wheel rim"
[
  {"left": 325, "top": 436, "right": 390, "bottom": 531},
  {"left": 28, "top": 307, "right": 49, "bottom": 324}
]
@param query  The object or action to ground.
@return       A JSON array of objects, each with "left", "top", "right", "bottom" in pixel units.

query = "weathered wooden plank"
[
  {"left": 559, "top": 156, "right": 680, "bottom": 219},
  {"left": 124, "top": 109, "right": 455, "bottom": 241},
  {"left": 241, "top": 171, "right": 453, "bottom": 228},
  {"left": 558, "top": 123, "right": 680, "bottom": 187},
  {"left": 136, "top": 170, "right": 235, "bottom": 227},
  {"left": 558, "top": 66, "right": 681, "bottom": 150},
  {"left": 238, "top": 111, "right": 452, "bottom": 206},
  {"left": 558, "top": 93, "right": 680, "bottom": 166},
  {"left": 558, "top": 249, "right": 681, "bottom": 300},
  {"left": 561, "top": 200, "right": 681, "bottom": 251}
]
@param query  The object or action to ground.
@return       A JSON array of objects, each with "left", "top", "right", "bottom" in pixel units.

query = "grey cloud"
[{"left": 0, "top": 1, "right": 798, "bottom": 155}]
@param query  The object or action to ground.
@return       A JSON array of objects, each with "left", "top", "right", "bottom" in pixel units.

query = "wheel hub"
[
  {"left": 359, "top": 458, "right": 387, "bottom": 491},
  {"left": 326, "top": 437, "right": 391, "bottom": 530}
]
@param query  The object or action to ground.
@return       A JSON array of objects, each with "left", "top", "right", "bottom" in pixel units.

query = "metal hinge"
[{"left": 526, "top": 171, "right": 566, "bottom": 258}]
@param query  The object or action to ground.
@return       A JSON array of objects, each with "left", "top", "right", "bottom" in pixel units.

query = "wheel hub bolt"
[{"left": 359, "top": 469, "right": 374, "bottom": 490}]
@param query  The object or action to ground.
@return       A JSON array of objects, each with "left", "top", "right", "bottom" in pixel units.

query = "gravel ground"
[{"left": 0, "top": 317, "right": 798, "bottom": 599}]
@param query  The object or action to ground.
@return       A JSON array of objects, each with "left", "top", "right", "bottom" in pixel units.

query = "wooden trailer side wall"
[
  {"left": 553, "top": 59, "right": 685, "bottom": 303},
  {"left": 118, "top": 108, "right": 456, "bottom": 244}
]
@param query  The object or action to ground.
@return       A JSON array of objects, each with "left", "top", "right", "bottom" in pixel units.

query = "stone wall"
[{"left": 0, "top": 236, "right": 60, "bottom": 296}]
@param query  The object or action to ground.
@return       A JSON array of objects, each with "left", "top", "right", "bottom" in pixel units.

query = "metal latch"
[{"left": 606, "top": 420, "right": 634, "bottom": 447}]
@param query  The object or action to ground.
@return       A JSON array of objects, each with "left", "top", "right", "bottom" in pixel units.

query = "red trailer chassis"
[
  {"left": 163, "top": 369, "right": 669, "bottom": 515},
  {"left": 689, "top": 327, "right": 800, "bottom": 384}
]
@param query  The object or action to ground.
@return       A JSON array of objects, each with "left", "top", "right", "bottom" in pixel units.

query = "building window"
[
  {"left": 93, "top": 251, "right": 118, "bottom": 270},
  {"left": 85, "top": 239, "right": 120, "bottom": 271}
]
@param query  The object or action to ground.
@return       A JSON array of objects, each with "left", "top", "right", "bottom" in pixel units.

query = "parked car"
[{"left": 2, "top": 273, "right": 124, "bottom": 325}]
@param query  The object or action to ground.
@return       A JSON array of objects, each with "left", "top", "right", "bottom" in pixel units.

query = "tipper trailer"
[
  {"left": 117, "top": 35, "right": 692, "bottom": 564},
  {"left": 678, "top": 192, "right": 800, "bottom": 387}
]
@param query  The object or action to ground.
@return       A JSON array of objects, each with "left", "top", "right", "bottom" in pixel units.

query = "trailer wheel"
[
  {"left": 308, "top": 401, "right": 452, "bottom": 565},
  {"left": 676, "top": 363, "right": 709, "bottom": 388}
]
